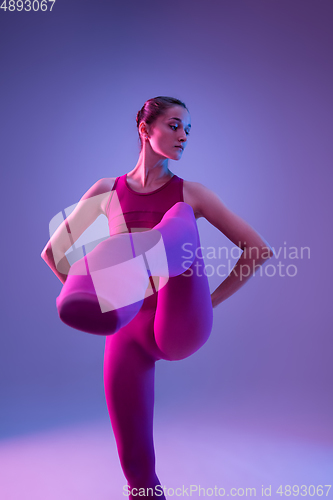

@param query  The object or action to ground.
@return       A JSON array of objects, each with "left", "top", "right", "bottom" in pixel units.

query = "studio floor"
[{"left": 1, "top": 407, "right": 332, "bottom": 499}]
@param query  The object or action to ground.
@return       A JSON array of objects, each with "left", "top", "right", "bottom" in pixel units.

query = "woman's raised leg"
[
  {"left": 154, "top": 220, "right": 214, "bottom": 361},
  {"left": 57, "top": 203, "right": 198, "bottom": 336}
]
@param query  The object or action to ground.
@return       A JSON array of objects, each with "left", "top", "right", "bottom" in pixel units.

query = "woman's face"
[{"left": 145, "top": 105, "right": 191, "bottom": 160}]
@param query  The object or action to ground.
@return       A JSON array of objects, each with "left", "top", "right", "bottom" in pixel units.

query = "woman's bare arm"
[
  {"left": 41, "top": 177, "right": 115, "bottom": 284},
  {"left": 183, "top": 180, "right": 274, "bottom": 307}
]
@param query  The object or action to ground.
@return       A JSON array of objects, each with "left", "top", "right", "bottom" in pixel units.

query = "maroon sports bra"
[{"left": 106, "top": 173, "right": 184, "bottom": 235}]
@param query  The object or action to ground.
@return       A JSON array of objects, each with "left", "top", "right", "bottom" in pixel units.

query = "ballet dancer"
[{"left": 41, "top": 96, "right": 273, "bottom": 499}]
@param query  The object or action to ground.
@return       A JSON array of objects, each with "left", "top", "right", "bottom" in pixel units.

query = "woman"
[{"left": 41, "top": 96, "right": 273, "bottom": 498}]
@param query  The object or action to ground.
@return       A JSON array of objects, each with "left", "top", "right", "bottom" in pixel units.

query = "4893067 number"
[
  {"left": 275, "top": 484, "right": 331, "bottom": 496},
  {"left": 1, "top": 0, "right": 56, "bottom": 11}
]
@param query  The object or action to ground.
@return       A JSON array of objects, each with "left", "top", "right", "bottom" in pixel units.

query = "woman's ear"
[{"left": 139, "top": 122, "right": 149, "bottom": 140}]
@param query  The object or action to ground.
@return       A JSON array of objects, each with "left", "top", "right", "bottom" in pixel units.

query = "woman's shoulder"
[
  {"left": 85, "top": 177, "right": 118, "bottom": 197},
  {"left": 183, "top": 181, "right": 222, "bottom": 218},
  {"left": 91, "top": 177, "right": 117, "bottom": 194},
  {"left": 183, "top": 179, "right": 206, "bottom": 192},
  {"left": 183, "top": 179, "right": 215, "bottom": 218},
  {"left": 80, "top": 177, "right": 117, "bottom": 216},
  {"left": 183, "top": 179, "right": 221, "bottom": 199}
]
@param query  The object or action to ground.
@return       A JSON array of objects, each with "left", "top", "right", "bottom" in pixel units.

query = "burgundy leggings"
[{"left": 102, "top": 203, "right": 213, "bottom": 499}]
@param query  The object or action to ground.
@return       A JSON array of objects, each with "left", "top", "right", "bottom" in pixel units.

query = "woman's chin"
[{"left": 171, "top": 150, "right": 183, "bottom": 160}]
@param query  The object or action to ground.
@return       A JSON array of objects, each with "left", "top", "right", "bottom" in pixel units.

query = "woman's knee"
[{"left": 156, "top": 319, "right": 213, "bottom": 361}]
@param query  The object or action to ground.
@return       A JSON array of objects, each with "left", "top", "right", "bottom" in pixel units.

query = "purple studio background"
[{"left": 1, "top": 0, "right": 332, "bottom": 497}]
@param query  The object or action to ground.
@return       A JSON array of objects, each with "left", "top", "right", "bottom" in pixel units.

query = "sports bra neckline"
[{"left": 124, "top": 173, "right": 176, "bottom": 196}]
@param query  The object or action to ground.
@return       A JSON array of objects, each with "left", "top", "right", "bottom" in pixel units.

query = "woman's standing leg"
[{"left": 104, "top": 330, "right": 166, "bottom": 500}]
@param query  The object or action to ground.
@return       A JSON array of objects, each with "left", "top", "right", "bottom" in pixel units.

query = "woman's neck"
[{"left": 128, "top": 149, "right": 172, "bottom": 188}]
